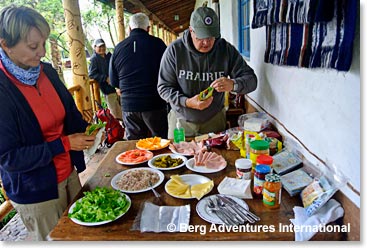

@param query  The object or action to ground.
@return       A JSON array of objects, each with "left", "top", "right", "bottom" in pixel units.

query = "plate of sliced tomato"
[{"left": 115, "top": 149, "right": 154, "bottom": 165}]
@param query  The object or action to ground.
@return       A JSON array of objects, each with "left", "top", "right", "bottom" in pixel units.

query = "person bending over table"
[{"left": 158, "top": 6, "right": 257, "bottom": 138}]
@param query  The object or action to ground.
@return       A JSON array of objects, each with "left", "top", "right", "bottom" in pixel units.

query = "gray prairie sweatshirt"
[{"left": 158, "top": 29, "right": 257, "bottom": 123}]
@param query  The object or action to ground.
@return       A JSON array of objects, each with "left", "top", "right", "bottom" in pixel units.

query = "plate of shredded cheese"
[
  {"left": 136, "top": 137, "right": 170, "bottom": 151},
  {"left": 164, "top": 174, "right": 214, "bottom": 200}
]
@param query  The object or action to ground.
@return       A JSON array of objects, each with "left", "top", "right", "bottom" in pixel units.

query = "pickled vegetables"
[
  {"left": 153, "top": 155, "right": 184, "bottom": 168},
  {"left": 199, "top": 86, "right": 214, "bottom": 101}
]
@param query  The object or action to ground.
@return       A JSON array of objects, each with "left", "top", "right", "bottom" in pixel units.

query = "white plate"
[
  {"left": 136, "top": 138, "right": 170, "bottom": 151},
  {"left": 185, "top": 158, "right": 227, "bottom": 173},
  {"left": 111, "top": 168, "right": 164, "bottom": 194},
  {"left": 68, "top": 193, "right": 131, "bottom": 226},
  {"left": 196, "top": 194, "right": 249, "bottom": 225},
  {"left": 148, "top": 153, "right": 187, "bottom": 171},
  {"left": 115, "top": 150, "right": 154, "bottom": 165},
  {"left": 168, "top": 141, "right": 205, "bottom": 156},
  {"left": 168, "top": 144, "right": 194, "bottom": 156},
  {"left": 165, "top": 174, "right": 213, "bottom": 199}
]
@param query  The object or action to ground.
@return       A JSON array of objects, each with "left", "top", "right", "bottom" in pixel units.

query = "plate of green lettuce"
[{"left": 68, "top": 187, "right": 131, "bottom": 226}]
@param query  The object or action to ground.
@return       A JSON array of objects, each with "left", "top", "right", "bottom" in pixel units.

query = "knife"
[
  {"left": 207, "top": 198, "right": 232, "bottom": 226},
  {"left": 217, "top": 195, "right": 255, "bottom": 224},
  {"left": 213, "top": 197, "right": 243, "bottom": 225},
  {"left": 215, "top": 196, "right": 246, "bottom": 224},
  {"left": 218, "top": 195, "right": 260, "bottom": 222}
]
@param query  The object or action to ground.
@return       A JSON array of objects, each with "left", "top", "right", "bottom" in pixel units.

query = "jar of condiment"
[
  {"left": 245, "top": 134, "right": 255, "bottom": 159},
  {"left": 253, "top": 164, "right": 271, "bottom": 196},
  {"left": 256, "top": 154, "right": 274, "bottom": 168},
  {"left": 249, "top": 140, "right": 269, "bottom": 171},
  {"left": 235, "top": 158, "right": 252, "bottom": 180},
  {"left": 263, "top": 174, "right": 282, "bottom": 209},
  {"left": 265, "top": 137, "right": 281, "bottom": 155}
]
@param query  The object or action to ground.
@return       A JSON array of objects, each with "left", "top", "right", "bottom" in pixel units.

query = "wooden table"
[{"left": 48, "top": 141, "right": 344, "bottom": 241}]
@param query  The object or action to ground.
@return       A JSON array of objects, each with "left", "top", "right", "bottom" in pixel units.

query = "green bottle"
[{"left": 173, "top": 120, "right": 185, "bottom": 143}]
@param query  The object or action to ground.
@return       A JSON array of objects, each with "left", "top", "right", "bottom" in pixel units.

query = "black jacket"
[
  {"left": 89, "top": 52, "right": 116, "bottom": 95},
  {"left": 0, "top": 63, "right": 88, "bottom": 204},
  {"left": 109, "top": 28, "right": 167, "bottom": 112}
]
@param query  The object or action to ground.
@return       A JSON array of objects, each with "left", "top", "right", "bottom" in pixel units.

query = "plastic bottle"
[{"left": 173, "top": 120, "right": 185, "bottom": 143}]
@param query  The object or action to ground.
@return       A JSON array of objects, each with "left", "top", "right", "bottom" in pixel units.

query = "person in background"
[
  {"left": 0, "top": 5, "right": 95, "bottom": 240},
  {"left": 110, "top": 12, "right": 168, "bottom": 140},
  {"left": 158, "top": 6, "right": 257, "bottom": 138},
  {"left": 89, "top": 38, "right": 122, "bottom": 120}
]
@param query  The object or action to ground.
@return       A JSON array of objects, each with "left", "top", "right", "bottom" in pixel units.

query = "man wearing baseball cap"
[
  {"left": 158, "top": 6, "right": 257, "bottom": 138},
  {"left": 89, "top": 38, "right": 122, "bottom": 120}
]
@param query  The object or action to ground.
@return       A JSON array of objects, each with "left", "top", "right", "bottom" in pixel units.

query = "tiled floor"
[{"left": 0, "top": 147, "right": 108, "bottom": 241}]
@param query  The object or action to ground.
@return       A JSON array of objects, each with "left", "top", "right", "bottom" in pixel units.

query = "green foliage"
[
  {"left": 0, "top": 187, "right": 17, "bottom": 229},
  {"left": 1, "top": 210, "right": 16, "bottom": 229}
]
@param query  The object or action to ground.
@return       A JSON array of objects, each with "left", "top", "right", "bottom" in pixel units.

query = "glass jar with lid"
[
  {"left": 256, "top": 154, "right": 274, "bottom": 168},
  {"left": 263, "top": 173, "right": 282, "bottom": 209},
  {"left": 253, "top": 164, "right": 271, "bottom": 197},
  {"left": 249, "top": 140, "right": 270, "bottom": 171}
]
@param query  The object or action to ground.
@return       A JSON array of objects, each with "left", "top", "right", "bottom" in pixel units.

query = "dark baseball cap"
[
  {"left": 190, "top": 7, "right": 220, "bottom": 39},
  {"left": 93, "top": 38, "right": 105, "bottom": 47}
]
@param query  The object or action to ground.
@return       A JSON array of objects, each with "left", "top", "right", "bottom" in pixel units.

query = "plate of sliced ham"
[
  {"left": 185, "top": 151, "right": 227, "bottom": 173},
  {"left": 169, "top": 140, "right": 207, "bottom": 156}
]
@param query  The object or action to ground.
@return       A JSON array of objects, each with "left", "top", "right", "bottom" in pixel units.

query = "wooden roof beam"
[{"left": 126, "top": 0, "right": 174, "bottom": 34}]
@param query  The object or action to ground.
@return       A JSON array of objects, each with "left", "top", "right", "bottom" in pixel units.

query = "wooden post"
[
  {"left": 163, "top": 28, "right": 167, "bottom": 44},
  {"left": 68, "top": 85, "right": 83, "bottom": 113},
  {"left": 89, "top": 79, "right": 101, "bottom": 112},
  {"left": 0, "top": 179, "right": 13, "bottom": 222},
  {"left": 149, "top": 16, "right": 154, "bottom": 36},
  {"left": 115, "top": 0, "right": 125, "bottom": 42},
  {"left": 0, "top": 201, "right": 13, "bottom": 222},
  {"left": 158, "top": 24, "right": 162, "bottom": 39},
  {"left": 63, "top": 0, "right": 93, "bottom": 122}
]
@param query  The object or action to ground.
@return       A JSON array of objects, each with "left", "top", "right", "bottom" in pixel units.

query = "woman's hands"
[{"left": 68, "top": 133, "right": 96, "bottom": 151}]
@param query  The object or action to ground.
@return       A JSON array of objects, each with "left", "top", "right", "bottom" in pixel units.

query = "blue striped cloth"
[{"left": 252, "top": 0, "right": 357, "bottom": 71}]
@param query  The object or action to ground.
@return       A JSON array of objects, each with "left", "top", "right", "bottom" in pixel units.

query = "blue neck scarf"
[{"left": 0, "top": 48, "right": 40, "bottom": 86}]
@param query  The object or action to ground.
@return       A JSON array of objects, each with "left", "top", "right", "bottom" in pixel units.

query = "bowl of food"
[{"left": 148, "top": 153, "right": 187, "bottom": 171}]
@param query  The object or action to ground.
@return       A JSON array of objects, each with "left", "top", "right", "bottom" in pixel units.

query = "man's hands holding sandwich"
[{"left": 186, "top": 77, "right": 234, "bottom": 110}]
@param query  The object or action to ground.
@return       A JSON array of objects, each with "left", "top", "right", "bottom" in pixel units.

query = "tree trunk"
[
  {"left": 115, "top": 0, "right": 125, "bottom": 42},
  {"left": 62, "top": 0, "right": 93, "bottom": 122},
  {"left": 107, "top": 15, "right": 116, "bottom": 47},
  {"left": 49, "top": 37, "right": 65, "bottom": 84}
]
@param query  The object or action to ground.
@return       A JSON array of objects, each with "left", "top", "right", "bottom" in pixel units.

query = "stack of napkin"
[
  {"left": 137, "top": 202, "right": 190, "bottom": 233},
  {"left": 217, "top": 176, "right": 253, "bottom": 199}
]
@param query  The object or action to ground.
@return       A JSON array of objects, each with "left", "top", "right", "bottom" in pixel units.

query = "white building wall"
[{"left": 217, "top": 1, "right": 360, "bottom": 207}]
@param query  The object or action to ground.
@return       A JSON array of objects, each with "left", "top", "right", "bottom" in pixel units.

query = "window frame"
[{"left": 238, "top": 0, "right": 251, "bottom": 59}]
